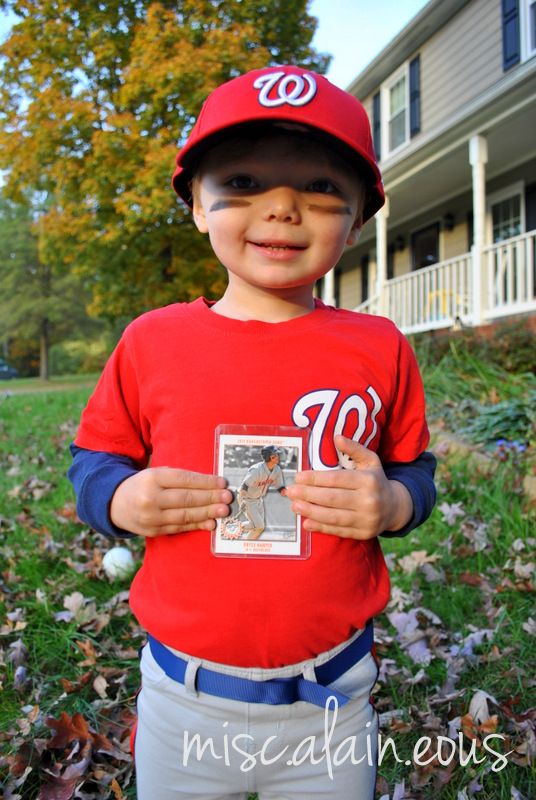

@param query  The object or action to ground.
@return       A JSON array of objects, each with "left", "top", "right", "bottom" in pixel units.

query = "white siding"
[
  {"left": 443, "top": 223, "right": 470, "bottom": 259},
  {"left": 421, "top": 0, "right": 503, "bottom": 133},
  {"left": 339, "top": 267, "right": 362, "bottom": 308},
  {"left": 362, "top": 95, "right": 373, "bottom": 121},
  {"left": 394, "top": 249, "right": 411, "bottom": 277},
  {"left": 360, "top": 0, "right": 504, "bottom": 141}
]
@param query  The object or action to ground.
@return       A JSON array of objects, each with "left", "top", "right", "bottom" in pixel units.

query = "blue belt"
[{"left": 147, "top": 620, "right": 373, "bottom": 709}]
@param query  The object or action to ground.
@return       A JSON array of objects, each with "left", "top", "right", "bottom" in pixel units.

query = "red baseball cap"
[{"left": 172, "top": 65, "right": 384, "bottom": 223}]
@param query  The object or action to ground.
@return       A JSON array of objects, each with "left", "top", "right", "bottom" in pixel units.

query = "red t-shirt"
[{"left": 75, "top": 298, "right": 429, "bottom": 667}]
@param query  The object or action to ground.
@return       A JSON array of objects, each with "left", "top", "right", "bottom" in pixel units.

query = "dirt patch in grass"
[{"left": 0, "top": 375, "right": 98, "bottom": 395}]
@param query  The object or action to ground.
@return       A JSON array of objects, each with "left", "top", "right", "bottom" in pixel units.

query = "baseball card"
[{"left": 213, "top": 425, "right": 310, "bottom": 559}]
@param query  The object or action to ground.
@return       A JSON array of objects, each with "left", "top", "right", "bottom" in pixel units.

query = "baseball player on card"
[{"left": 237, "top": 445, "right": 288, "bottom": 539}]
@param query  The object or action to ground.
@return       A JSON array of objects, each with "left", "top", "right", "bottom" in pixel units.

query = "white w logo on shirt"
[{"left": 292, "top": 387, "right": 382, "bottom": 470}]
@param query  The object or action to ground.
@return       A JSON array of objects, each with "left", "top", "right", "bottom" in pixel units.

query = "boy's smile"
[
  {"left": 192, "top": 132, "right": 363, "bottom": 317},
  {"left": 250, "top": 242, "right": 306, "bottom": 260}
]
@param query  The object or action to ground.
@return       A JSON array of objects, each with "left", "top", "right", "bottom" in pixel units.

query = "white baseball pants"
[{"left": 134, "top": 633, "right": 379, "bottom": 799}]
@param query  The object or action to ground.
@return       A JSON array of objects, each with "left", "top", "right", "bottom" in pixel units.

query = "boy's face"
[{"left": 192, "top": 132, "right": 363, "bottom": 300}]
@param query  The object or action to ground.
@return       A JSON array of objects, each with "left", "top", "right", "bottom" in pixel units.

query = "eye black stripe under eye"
[
  {"left": 307, "top": 204, "right": 353, "bottom": 215},
  {"left": 209, "top": 199, "right": 252, "bottom": 212}
]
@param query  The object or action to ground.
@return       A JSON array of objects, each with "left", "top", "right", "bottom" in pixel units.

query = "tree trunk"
[{"left": 40, "top": 318, "right": 49, "bottom": 380}]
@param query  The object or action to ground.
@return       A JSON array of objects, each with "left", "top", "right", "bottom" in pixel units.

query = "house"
[{"left": 323, "top": 0, "right": 536, "bottom": 334}]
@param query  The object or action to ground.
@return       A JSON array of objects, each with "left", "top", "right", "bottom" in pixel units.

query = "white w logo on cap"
[{"left": 253, "top": 71, "right": 317, "bottom": 107}]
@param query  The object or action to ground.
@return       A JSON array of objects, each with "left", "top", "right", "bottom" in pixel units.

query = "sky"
[
  {"left": 310, "top": 0, "right": 430, "bottom": 87},
  {"left": 0, "top": 1, "right": 430, "bottom": 87}
]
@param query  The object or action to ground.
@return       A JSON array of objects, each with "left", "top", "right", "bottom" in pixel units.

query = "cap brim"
[{"left": 172, "top": 120, "right": 384, "bottom": 223}]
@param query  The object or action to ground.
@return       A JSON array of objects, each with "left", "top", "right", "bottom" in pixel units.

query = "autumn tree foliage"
[
  {"left": 0, "top": 0, "right": 330, "bottom": 321},
  {"left": 0, "top": 197, "right": 103, "bottom": 378}
]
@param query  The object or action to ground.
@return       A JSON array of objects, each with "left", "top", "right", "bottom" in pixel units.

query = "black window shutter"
[
  {"left": 372, "top": 91, "right": 381, "bottom": 161},
  {"left": 409, "top": 55, "right": 421, "bottom": 137},
  {"left": 502, "top": 0, "right": 520, "bottom": 70}
]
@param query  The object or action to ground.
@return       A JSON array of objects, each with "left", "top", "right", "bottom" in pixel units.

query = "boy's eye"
[
  {"left": 226, "top": 175, "right": 258, "bottom": 190},
  {"left": 307, "top": 178, "right": 339, "bottom": 194}
]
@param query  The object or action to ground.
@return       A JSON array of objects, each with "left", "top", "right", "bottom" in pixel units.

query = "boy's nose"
[{"left": 262, "top": 186, "right": 301, "bottom": 223}]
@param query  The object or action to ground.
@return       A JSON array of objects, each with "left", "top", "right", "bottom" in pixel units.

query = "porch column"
[
  {"left": 322, "top": 267, "right": 336, "bottom": 307},
  {"left": 469, "top": 135, "right": 488, "bottom": 325},
  {"left": 375, "top": 195, "right": 389, "bottom": 315}
]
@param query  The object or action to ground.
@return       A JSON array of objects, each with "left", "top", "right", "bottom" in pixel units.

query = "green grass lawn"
[{"left": 0, "top": 356, "right": 534, "bottom": 799}]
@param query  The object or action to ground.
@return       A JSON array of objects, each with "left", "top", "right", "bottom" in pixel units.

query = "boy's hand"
[
  {"left": 285, "top": 435, "right": 413, "bottom": 540},
  {"left": 110, "top": 468, "right": 232, "bottom": 537}
]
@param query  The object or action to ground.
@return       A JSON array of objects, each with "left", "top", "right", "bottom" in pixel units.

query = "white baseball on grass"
[{"left": 102, "top": 546, "right": 135, "bottom": 579}]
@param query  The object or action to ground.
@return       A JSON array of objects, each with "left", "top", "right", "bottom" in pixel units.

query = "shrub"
[
  {"left": 49, "top": 338, "right": 110, "bottom": 375},
  {"left": 411, "top": 318, "right": 536, "bottom": 375}
]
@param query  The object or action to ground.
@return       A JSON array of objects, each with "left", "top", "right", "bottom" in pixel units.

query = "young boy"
[{"left": 69, "top": 66, "right": 436, "bottom": 800}]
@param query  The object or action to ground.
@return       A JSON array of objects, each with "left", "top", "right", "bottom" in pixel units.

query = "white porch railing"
[
  {"left": 354, "top": 229, "right": 536, "bottom": 334},
  {"left": 484, "top": 230, "right": 536, "bottom": 320}
]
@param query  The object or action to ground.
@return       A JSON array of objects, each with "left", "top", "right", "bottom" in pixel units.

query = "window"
[
  {"left": 387, "top": 244, "right": 395, "bottom": 280},
  {"left": 360, "top": 255, "right": 369, "bottom": 303},
  {"left": 487, "top": 184, "right": 530, "bottom": 308},
  {"left": 378, "top": 55, "right": 421, "bottom": 159},
  {"left": 526, "top": 183, "right": 536, "bottom": 231},
  {"left": 487, "top": 183, "right": 525, "bottom": 241},
  {"left": 411, "top": 223, "right": 440, "bottom": 270},
  {"left": 492, "top": 196, "right": 522, "bottom": 242},
  {"left": 388, "top": 73, "right": 407, "bottom": 151},
  {"left": 502, "top": 0, "right": 536, "bottom": 68},
  {"left": 524, "top": 0, "right": 536, "bottom": 57}
]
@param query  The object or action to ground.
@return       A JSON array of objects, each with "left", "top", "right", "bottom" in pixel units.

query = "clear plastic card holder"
[{"left": 212, "top": 424, "right": 311, "bottom": 560}]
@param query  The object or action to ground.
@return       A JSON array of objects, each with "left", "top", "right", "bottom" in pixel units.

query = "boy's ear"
[
  {"left": 346, "top": 219, "right": 362, "bottom": 247},
  {"left": 192, "top": 196, "right": 209, "bottom": 234},
  {"left": 190, "top": 180, "right": 209, "bottom": 233}
]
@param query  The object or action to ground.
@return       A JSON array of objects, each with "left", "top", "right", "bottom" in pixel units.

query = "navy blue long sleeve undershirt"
[{"left": 68, "top": 444, "right": 437, "bottom": 540}]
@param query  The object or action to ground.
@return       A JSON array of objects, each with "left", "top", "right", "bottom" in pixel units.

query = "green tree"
[
  {"left": 0, "top": 197, "right": 102, "bottom": 378},
  {"left": 0, "top": 0, "right": 330, "bottom": 321}
]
